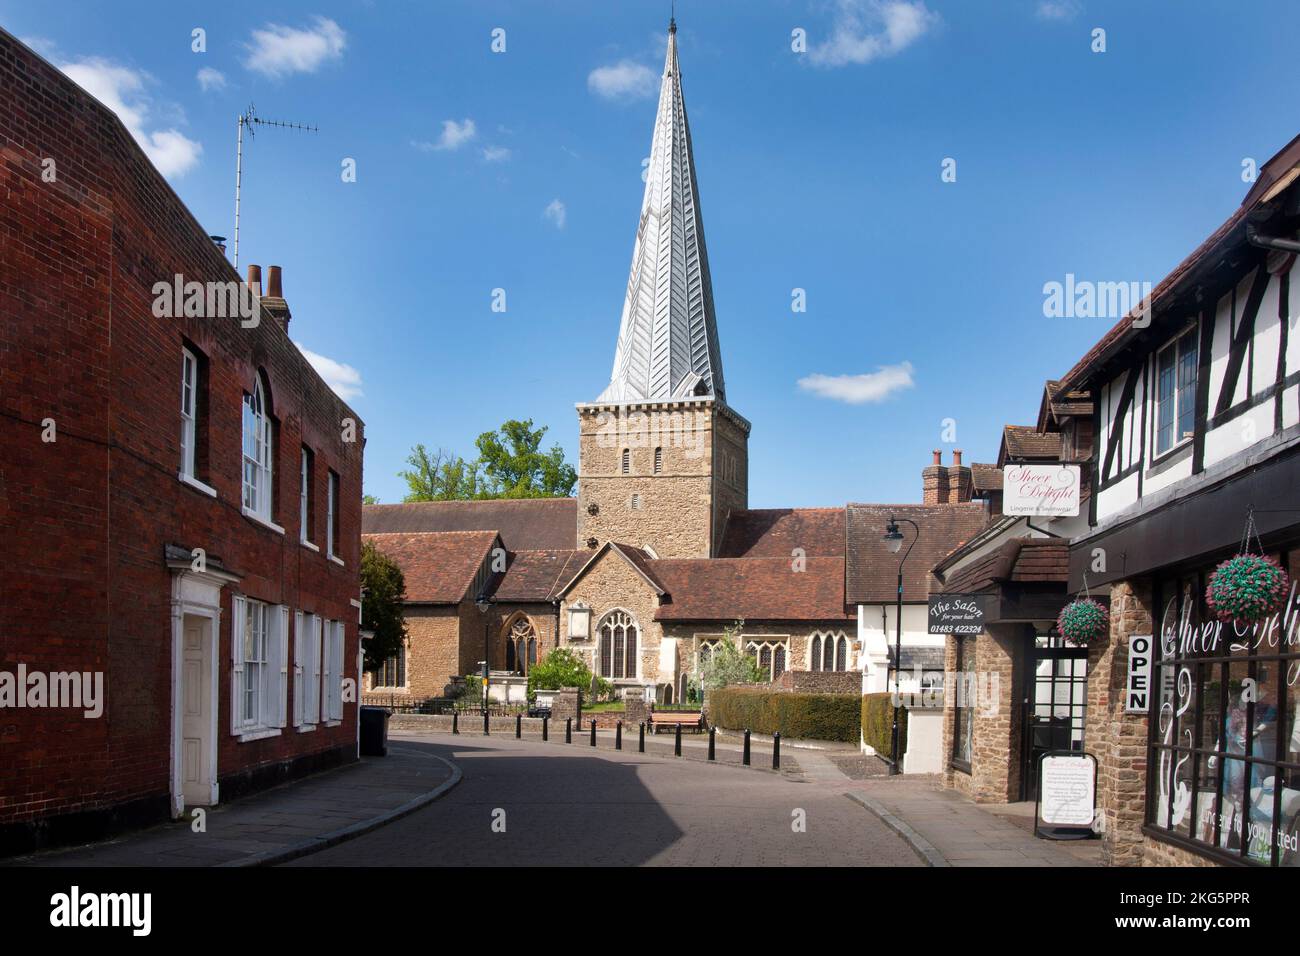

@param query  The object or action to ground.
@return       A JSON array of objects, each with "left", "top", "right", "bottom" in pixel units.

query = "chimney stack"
[
  {"left": 948, "top": 449, "right": 973, "bottom": 503},
  {"left": 259, "top": 264, "right": 291, "bottom": 332},
  {"left": 245, "top": 263, "right": 263, "bottom": 297},
  {"left": 923, "top": 450, "right": 950, "bottom": 505}
]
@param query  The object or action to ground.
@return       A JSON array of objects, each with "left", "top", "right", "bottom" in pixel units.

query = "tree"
[
  {"left": 399, "top": 444, "right": 482, "bottom": 502},
  {"left": 699, "top": 620, "right": 767, "bottom": 689},
  {"left": 527, "top": 648, "right": 593, "bottom": 698},
  {"left": 399, "top": 420, "right": 577, "bottom": 502},
  {"left": 362, "top": 494, "right": 380, "bottom": 505},
  {"left": 361, "top": 541, "right": 408, "bottom": 671},
  {"left": 475, "top": 419, "right": 577, "bottom": 498}
]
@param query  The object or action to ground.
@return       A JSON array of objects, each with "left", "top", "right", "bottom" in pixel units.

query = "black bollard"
[
  {"left": 708, "top": 725, "right": 716, "bottom": 761},
  {"left": 452, "top": 711, "right": 459, "bottom": 735},
  {"left": 483, "top": 711, "right": 490, "bottom": 735},
  {"left": 542, "top": 716, "right": 549, "bottom": 741},
  {"left": 516, "top": 713, "right": 522, "bottom": 738},
  {"left": 674, "top": 722, "right": 682, "bottom": 757},
  {"left": 616, "top": 721, "right": 622, "bottom": 751},
  {"left": 639, "top": 722, "right": 645, "bottom": 752},
  {"left": 743, "top": 728, "right": 751, "bottom": 766},
  {"left": 590, "top": 720, "right": 597, "bottom": 747},
  {"left": 773, "top": 731, "right": 781, "bottom": 770},
  {"left": 565, "top": 717, "right": 572, "bottom": 743}
]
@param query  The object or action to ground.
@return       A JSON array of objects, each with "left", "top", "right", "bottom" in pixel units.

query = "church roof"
[
  {"left": 717, "top": 508, "right": 846, "bottom": 558},
  {"left": 651, "top": 557, "right": 853, "bottom": 622},
  {"left": 490, "top": 549, "right": 588, "bottom": 603},
  {"left": 363, "top": 531, "right": 500, "bottom": 604},
  {"left": 361, "top": 498, "right": 576, "bottom": 551},
  {"left": 597, "top": 20, "right": 726, "bottom": 404}
]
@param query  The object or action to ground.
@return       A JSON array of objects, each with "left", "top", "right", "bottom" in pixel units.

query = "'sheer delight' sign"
[{"left": 1003, "top": 464, "right": 1081, "bottom": 517}]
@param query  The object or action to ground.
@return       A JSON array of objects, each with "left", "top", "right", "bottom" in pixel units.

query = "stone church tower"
[{"left": 577, "top": 20, "right": 750, "bottom": 559}]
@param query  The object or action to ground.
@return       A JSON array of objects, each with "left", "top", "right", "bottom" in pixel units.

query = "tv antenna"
[{"left": 232, "top": 103, "right": 319, "bottom": 269}]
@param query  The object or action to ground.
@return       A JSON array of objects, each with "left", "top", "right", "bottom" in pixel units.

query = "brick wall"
[
  {"left": 943, "top": 625, "right": 1023, "bottom": 803},
  {"left": 776, "top": 669, "right": 860, "bottom": 694},
  {"left": 0, "top": 30, "right": 362, "bottom": 842}
]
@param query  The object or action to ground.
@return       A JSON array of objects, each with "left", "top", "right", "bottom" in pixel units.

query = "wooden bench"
[{"left": 648, "top": 711, "right": 705, "bottom": 734}]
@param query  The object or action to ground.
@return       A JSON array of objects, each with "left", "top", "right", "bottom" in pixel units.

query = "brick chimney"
[
  {"left": 922, "top": 450, "right": 949, "bottom": 504},
  {"left": 259, "top": 264, "right": 291, "bottom": 332},
  {"left": 245, "top": 263, "right": 262, "bottom": 297},
  {"left": 948, "top": 449, "right": 973, "bottom": 503}
]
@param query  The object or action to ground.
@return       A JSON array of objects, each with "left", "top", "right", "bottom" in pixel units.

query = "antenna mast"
[{"left": 232, "top": 103, "right": 319, "bottom": 269}]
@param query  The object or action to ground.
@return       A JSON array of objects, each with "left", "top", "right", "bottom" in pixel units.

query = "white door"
[{"left": 181, "top": 616, "right": 214, "bottom": 806}]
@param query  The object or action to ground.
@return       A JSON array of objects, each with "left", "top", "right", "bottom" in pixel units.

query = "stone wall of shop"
[{"left": 943, "top": 625, "right": 1023, "bottom": 802}]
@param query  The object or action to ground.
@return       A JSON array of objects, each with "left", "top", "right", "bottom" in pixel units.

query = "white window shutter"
[
  {"left": 293, "top": 612, "right": 305, "bottom": 728},
  {"left": 330, "top": 621, "right": 344, "bottom": 720},
  {"left": 276, "top": 606, "right": 289, "bottom": 728},
  {"left": 231, "top": 596, "right": 246, "bottom": 735},
  {"left": 310, "top": 615, "right": 322, "bottom": 724}
]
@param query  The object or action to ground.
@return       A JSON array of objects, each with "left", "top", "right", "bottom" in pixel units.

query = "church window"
[
  {"left": 621, "top": 448, "right": 630, "bottom": 474},
  {"left": 598, "top": 611, "right": 638, "bottom": 679},
  {"left": 506, "top": 617, "right": 536, "bottom": 676},
  {"left": 654, "top": 447, "right": 663, "bottom": 473},
  {"left": 811, "top": 636, "right": 822, "bottom": 671},
  {"left": 746, "top": 640, "right": 789, "bottom": 681},
  {"left": 630, "top": 493, "right": 642, "bottom": 510}
]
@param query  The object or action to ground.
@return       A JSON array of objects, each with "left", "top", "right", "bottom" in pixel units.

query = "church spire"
[{"left": 597, "top": 20, "right": 726, "bottom": 404}]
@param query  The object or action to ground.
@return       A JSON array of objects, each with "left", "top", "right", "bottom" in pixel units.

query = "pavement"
[
  {"left": 4, "top": 726, "right": 1100, "bottom": 867},
  {"left": 8, "top": 746, "right": 458, "bottom": 867}
]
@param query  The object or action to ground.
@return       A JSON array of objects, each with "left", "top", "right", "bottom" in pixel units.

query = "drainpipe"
[{"left": 1246, "top": 221, "right": 1300, "bottom": 254}]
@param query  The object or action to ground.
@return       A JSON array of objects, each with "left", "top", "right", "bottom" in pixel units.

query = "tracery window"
[{"left": 598, "top": 611, "right": 638, "bottom": 679}]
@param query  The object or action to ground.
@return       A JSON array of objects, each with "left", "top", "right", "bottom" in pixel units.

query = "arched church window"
[
  {"left": 654, "top": 447, "right": 663, "bottom": 473},
  {"left": 598, "top": 611, "right": 638, "bottom": 680},
  {"left": 773, "top": 645, "right": 786, "bottom": 678},
  {"left": 621, "top": 449, "right": 630, "bottom": 474},
  {"left": 811, "top": 635, "right": 822, "bottom": 672},
  {"left": 835, "top": 636, "right": 847, "bottom": 672},
  {"left": 507, "top": 617, "right": 536, "bottom": 676},
  {"left": 822, "top": 636, "right": 835, "bottom": 671}
]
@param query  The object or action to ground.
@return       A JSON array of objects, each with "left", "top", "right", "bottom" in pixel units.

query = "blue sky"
[{"left": 7, "top": 1, "right": 1299, "bottom": 507}]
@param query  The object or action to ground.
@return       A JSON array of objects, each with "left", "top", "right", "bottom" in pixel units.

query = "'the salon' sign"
[
  {"left": 928, "top": 594, "right": 989, "bottom": 635},
  {"left": 1003, "top": 464, "right": 1081, "bottom": 517}
]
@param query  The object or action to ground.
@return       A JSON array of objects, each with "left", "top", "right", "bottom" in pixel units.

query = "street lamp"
[
  {"left": 882, "top": 516, "right": 918, "bottom": 776},
  {"left": 476, "top": 599, "right": 491, "bottom": 716}
]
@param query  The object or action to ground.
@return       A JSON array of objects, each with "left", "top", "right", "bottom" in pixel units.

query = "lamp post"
[
  {"left": 882, "top": 516, "right": 918, "bottom": 777},
  {"left": 475, "top": 599, "right": 491, "bottom": 716}
]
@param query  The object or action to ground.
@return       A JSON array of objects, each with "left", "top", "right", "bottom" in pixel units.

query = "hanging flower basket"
[
  {"left": 1205, "top": 554, "right": 1290, "bottom": 627},
  {"left": 1057, "top": 598, "right": 1109, "bottom": 646}
]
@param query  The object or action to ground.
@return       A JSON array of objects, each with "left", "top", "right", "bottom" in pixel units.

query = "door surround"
[{"left": 168, "top": 561, "right": 240, "bottom": 817}]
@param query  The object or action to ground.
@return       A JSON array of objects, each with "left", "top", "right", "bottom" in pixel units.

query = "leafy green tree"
[
  {"left": 361, "top": 541, "right": 408, "bottom": 671},
  {"left": 527, "top": 648, "right": 593, "bottom": 697},
  {"left": 399, "top": 420, "right": 576, "bottom": 502},
  {"left": 399, "top": 444, "right": 483, "bottom": 502},
  {"left": 699, "top": 620, "right": 767, "bottom": 689},
  {"left": 363, "top": 494, "right": 380, "bottom": 505},
  {"left": 475, "top": 419, "right": 577, "bottom": 498}
]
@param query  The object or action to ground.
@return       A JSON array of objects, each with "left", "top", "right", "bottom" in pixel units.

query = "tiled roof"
[
  {"left": 887, "top": 646, "right": 946, "bottom": 672},
  {"left": 362, "top": 498, "right": 576, "bottom": 551},
  {"left": 845, "top": 503, "right": 989, "bottom": 604},
  {"left": 943, "top": 538, "right": 1069, "bottom": 594},
  {"left": 651, "top": 557, "right": 853, "bottom": 622},
  {"left": 970, "top": 463, "right": 1002, "bottom": 492},
  {"left": 490, "top": 549, "right": 587, "bottom": 603},
  {"left": 1001, "top": 426, "right": 1062, "bottom": 462},
  {"left": 364, "top": 530, "right": 499, "bottom": 604},
  {"left": 717, "top": 508, "right": 845, "bottom": 558}
]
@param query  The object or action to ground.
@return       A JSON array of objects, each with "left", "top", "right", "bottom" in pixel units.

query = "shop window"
[
  {"left": 952, "top": 635, "right": 975, "bottom": 771},
  {"left": 1149, "top": 559, "right": 1300, "bottom": 866}
]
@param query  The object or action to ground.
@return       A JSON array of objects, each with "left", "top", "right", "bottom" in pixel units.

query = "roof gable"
[{"left": 364, "top": 530, "right": 500, "bottom": 604}]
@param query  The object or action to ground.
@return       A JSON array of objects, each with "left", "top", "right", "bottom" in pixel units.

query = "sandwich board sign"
[{"left": 1035, "top": 751, "right": 1098, "bottom": 840}]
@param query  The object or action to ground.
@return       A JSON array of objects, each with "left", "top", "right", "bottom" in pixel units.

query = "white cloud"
[
  {"left": 543, "top": 199, "right": 567, "bottom": 230},
  {"left": 481, "top": 145, "right": 511, "bottom": 162},
  {"left": 413, "top": 118, "right": 477, "bottom": 152},
  {"left": 1036, "top": 0, "right": 1082, "bottom": 20},
  {"left": 196, "top": 66, "right": 226, "bottom": 92},
  {"left": 808, "top": 0, "right": 939, "bottom": 67},
  {"left": 587, "top": 60, "right": 658, "bottom": 100},
  {"left": 243, "top": 16, "right": 346, "bottom": 78},
  {"left": 296, "top": 343, "right": 364, "bottom": 401},
  {"left": 57, "top": 57, "right": 202, "bottom": 177},
  {"left": 798, "top": 362, "right": 915, "bottom": 404}
]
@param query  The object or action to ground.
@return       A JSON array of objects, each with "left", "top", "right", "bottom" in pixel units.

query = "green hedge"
[
  {"left": 708, "top": 688, "right": 860, "bottom": 742},
  {"left": 861, "top": 693, "right": 908, "bottom": 759}
]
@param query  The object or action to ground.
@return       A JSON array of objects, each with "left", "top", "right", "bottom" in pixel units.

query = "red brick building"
[{"left": 0, "top": 29, "right": 364, "bottom": 854}]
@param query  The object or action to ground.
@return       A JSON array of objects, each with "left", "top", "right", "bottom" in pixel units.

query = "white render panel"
[
  {"left": 597, "top": 24, "right": 725, "bottom": 404},
  {"left": 1097, "top": 471, "right": 1139, "bottom": 522},
  {"left": 1204, "top": 405, "right": 1276, "bottom": 469},
  {"left": 1253, "top": 276, "right": 1282, "bottom": 396},
  {"left": 1143, "top": 449, "right": 1193, "bottom": 496}
]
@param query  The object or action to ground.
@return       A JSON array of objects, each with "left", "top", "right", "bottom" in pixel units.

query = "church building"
[{"left": 362, "top": 21, "right": 981, "bottom": 705}]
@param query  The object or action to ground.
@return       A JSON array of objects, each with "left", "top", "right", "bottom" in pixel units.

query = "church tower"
[{"left": 577, "top": 19, "right": 750, "bottom": 559}]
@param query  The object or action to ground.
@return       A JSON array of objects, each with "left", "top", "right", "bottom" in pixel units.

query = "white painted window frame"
[
  {"left": 1151, "top": 322, "right": 1199, "bottom": 460},
  {"left": 180, "top": 347, "right": 197, "bottom": 479},
  {"left": 241, "top": 378, "right": 274, "bottom": 522},
  {"left": 232, "top": 598, "right": 287, "bottom": 741}
]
